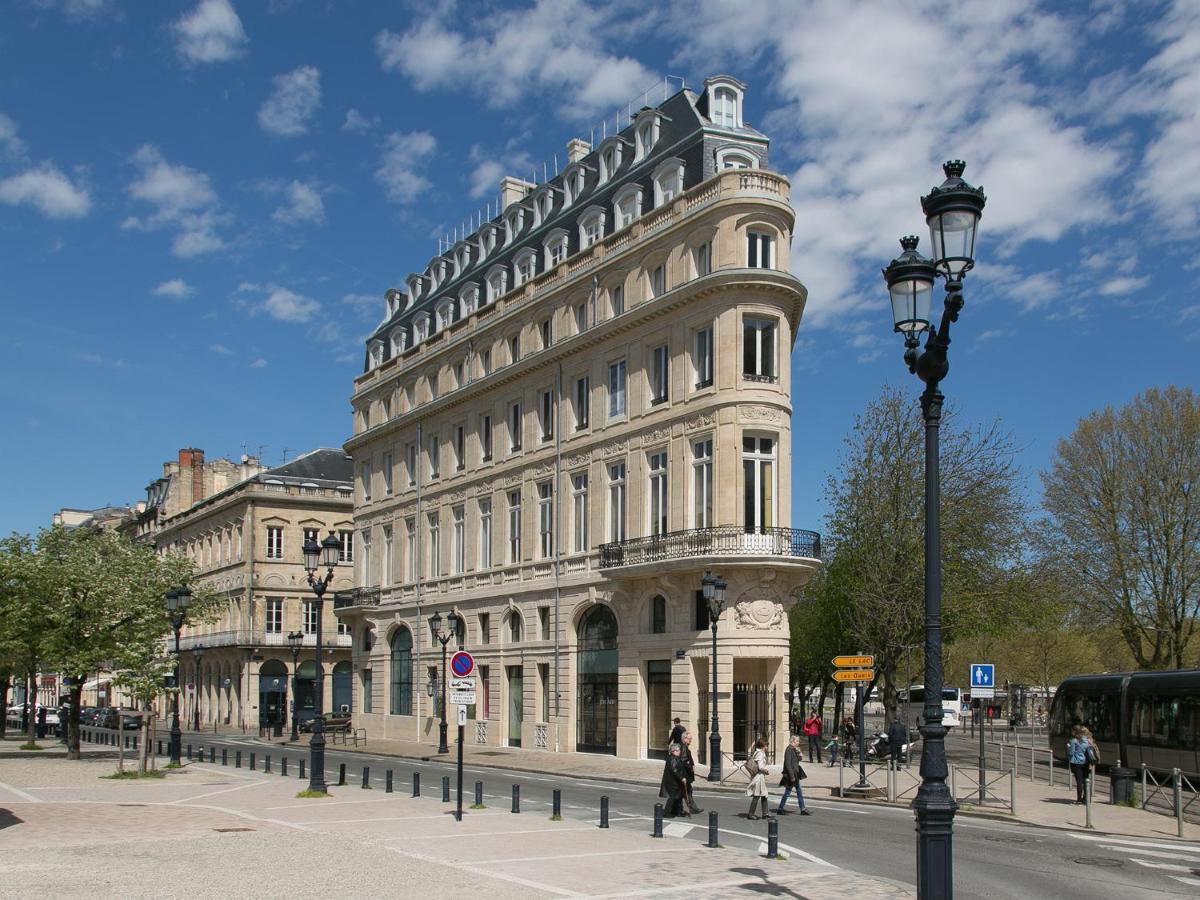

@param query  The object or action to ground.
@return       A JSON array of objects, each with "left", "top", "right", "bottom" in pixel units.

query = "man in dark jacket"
[
  {"left": 887, "top": 717, "right": 909, "bottom": 766},
  {"left": 668, "top": 717, "right": 685, "bottom": 746},
  {"left": 682, "top": 730, "right": 702, "bottom": 813},
  {"left": 777, "top": 735, "right": 811, "bottom": 815},
  {"left": 662, "top": 744, "right": 689, "bottom": 817}
]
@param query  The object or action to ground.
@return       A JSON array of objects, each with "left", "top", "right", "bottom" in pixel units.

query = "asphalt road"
[{"left": 85, "top": 727, "right": 1200, "bottom": 898}]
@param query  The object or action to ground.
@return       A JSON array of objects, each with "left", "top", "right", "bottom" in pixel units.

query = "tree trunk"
[
  {"left": 0, "top": 673, "right": 9, "bottom": 739},
  {"left": 68, "top": 682, "right": 83, "bottom": 760},
  {"left": 25, "top": 670, "right": 37, "bottom": 745},
  {"left": 882, "top": 668, "right": 899, "bottom": 729},
  {"left": 116, "top": 715, "right": 125, "bottom": 773}
]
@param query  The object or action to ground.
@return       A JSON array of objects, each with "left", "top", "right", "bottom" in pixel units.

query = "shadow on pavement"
[{"left": 0, "top": 808, "right": 24, "bottom": 830}]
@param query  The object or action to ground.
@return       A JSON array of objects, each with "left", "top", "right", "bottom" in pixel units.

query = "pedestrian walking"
[
  {"left": 662, "top": 743, "right": 689, "bottom": 817},
  {"left": 803, "top": 711, "right": 823, "bottom": 763},
  {"left": 777, "top": 735, "right": 812, "bottom": 815},
  {"left": 682, "top": 731, "right": 702, "bottom": 813},
  {"left": 1067, "top": 724, "right": 1094, "bottom": 804},
  {"left": 668, "top": 717, "right": 685, "bottom": 747},
  {"left": 887, "top": 716, "right": 909, "bottom": 766},
  {"left": 745, "top": 738, "right": 774, "bottom": 820}
]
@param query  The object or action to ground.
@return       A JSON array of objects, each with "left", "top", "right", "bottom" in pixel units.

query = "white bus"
[{"left": 898, "top": 685, "right": 961, "bottom": 730}]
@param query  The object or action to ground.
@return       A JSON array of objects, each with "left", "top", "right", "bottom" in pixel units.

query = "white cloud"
[
  {"left": 272, "top": 179, "right": 325, "bottom": 225},
  {"left": 237, "top": 283, "right": 320, "bottom": 324},
  {"left": 342, "top": 292, "right": 381, "bottom": 321},
  {"left": 342, "top": 108, "right": 379, "bottom": 134},
  {"left": 249, "top": 357, "right": 268, "bottom": 368},
  {"left": 375, "top": 0, "right": 657, "bottom": 120},
  {"left": 258, "top": 65, "right": 321, "bottom": 137},
  {"left": 1097, "top": 275, "right": 1151, "bottom": 297},
  {"left": 209, "top": 343, "right": 233, "bottom": 355},
  {"left": 0, "top": 111, "right": 27, "bottom": 159},
  {"left": 29, "top": 0, "right": 119, "bottom": 22},
  {"left": 0, "top": 164, "right": 91, "bottom": 219},
  {"left": 124, "top": 144, "right": 226, "bottom": 257},
  {"left": 153, "top": 278, "right": 194, "bottom": 298},
  {"left": 375, "top": 131, "right": 437, "bottom": 204},
  {"left": 172, "top": 0, "right": 248, "bottom": 65}
]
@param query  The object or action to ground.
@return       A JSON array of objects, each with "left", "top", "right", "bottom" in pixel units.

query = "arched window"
[
  {"left": 486, "top": 266, "right": 508, "bottom": 304},
  {"left": 506, "top": 610, "right": 523, "bottom": 644},
  {"left": 563, "top": 165, "right": 586, "bottom": 208},
  {"left": 505, "top": 209, "right": 525, "bottom": 245},
  {"left": 532, "top": 189, "right": 553, "bottom": 226},
  {"left": 435, "top": 299, "right": 456, "bottom": 332},
  {"left": 413, "top": 313, "right": 431, "bottom": 343},
  {"left": 368, "top": 340, "right": 384, "bottom": 369},
  {"left": 613, "top": 184, "right": 643, "bottom": 230},
  {"left": 651, "top": 595, "right": 666, "bottom": 634},
  {"left": 513, "top": 248, "right": 537, "bottom": 287},
  {"left": 713, "top": 87, "right": 737, "bottom": 127},
  {"left": 577, "top": 605, "right": 619, "bottom": 754},
  {"left": 635, "top": 115, "right": 661, "bottom": 162},
  {"left": 578, "top": 206, "right": 606, "bottom": 250},
  {"left": 479, "top": 224, "right": 499, "bottom": 259},
  {"left": 390, "top": 627, "right": 413, "bottom": 716},
  {"left": 385, "top": 288, "right": 402, "bottom": 318},
  {"left": 459, "top": 284, "right": 479, "bottom": 316},
  {"left": 717, "top": 148, "right": 757, "bottom": 170},
  {"left": 652, "top": 159, "right": 685, "bottom": 208},
  {"left": 390, "top": 327, "right": 408, "bottom": 357},
  {"left": 405, "top": 275, "right": 423, "bottom": 308},
  {"left": 431, "top": 260, "right": 448, "bottom": 291},
  {"left": 598, "top": 138, "right": 623, "bottom": 184},
  {"left": 457, "top": 243, "right": 472, "bottom": 274},
  {"left": 543, "top": 229, "right": 569, "bottom": 269}
]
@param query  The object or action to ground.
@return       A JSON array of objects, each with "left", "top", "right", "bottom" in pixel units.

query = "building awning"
[{"left": 82, "top": 677, "right": 113, "bottom": 690}]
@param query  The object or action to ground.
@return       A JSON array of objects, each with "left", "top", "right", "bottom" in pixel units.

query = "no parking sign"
[{"left": 450, "top": 651, "right": 474, "bottom": 678}]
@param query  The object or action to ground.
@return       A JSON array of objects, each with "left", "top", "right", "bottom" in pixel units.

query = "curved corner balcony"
[
  {"left": 333, "top": 587, "right": 381, "bottom": 612},
  {"left": 598, "top": 526, "right": 821, "bottom": 578}
]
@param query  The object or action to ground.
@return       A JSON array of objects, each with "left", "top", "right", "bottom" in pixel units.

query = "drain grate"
[
  {"left": 1073, "top": 857, "right": 1123, "bottom": 868},
  {"left": 213, "top": 828, "right": 255, "bottom": 833}
]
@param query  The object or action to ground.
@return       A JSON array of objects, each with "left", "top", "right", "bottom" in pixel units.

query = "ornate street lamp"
[
  {"left": 192, "top": 644, "right": 204, "bottom": 732},
  {"left": 287, "top": 630, "right": 304, "bottom": 743},
  {"left": 429, "top": 610, "right": 460, "bottom": 755},
  {"left": 703, "top": 570, "right": 728, "bottom": 782},
  {"left": 301, "top": 529, "right": 341, "bottom": 795},
  {"left": 165, "top": 585, "right": 191, "bottom": 765},
  {"left": 883, "top": 160, "right": 986, "bottom": 899}
]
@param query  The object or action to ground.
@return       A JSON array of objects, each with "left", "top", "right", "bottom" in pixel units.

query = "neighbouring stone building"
[{"left": 337, "top": 76, "right": 821, "bottom": 763}]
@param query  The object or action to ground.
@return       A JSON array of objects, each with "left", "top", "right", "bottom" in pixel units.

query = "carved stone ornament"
[
  {"left": 566, "top": 452, "right": 592, "bottom": 468},
  {"left": 602, "top": 440, "right": 627, "bottom": 457},
  {"left": 685, "top": 413, "right": 715, "bottom": 431},
  {"left": 739, "top": 404, "right": 782, "bottom": 423},
  {"left": 642, "top": 427, "right": 671, "bottom": 446},
  {"left": 504, "top": 472, "right": 523, "bottom": 487},
  {"left": 734, "top": 598, "right": 785, "bottom": 630}
]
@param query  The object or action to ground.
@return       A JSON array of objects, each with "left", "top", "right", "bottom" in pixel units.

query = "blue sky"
[{"left": 1, "top": 0, "right": 1197, "bottom": 538}]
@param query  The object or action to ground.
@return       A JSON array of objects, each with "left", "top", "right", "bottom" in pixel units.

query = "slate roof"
[{"left": 262, "top": 448, "right": 353, "bottom": 485}]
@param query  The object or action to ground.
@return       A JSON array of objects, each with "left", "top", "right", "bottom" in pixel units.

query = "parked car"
[
  {"left": 299, "top": 711, "right": 352, "bottom": 734},
  {"left": 93, "top": 708, "right": 117, "bottom": 729},
  {"left": 120, "top": 714, "right": 143, "bottom": 733}
]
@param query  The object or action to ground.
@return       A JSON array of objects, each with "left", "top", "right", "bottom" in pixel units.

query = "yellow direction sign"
[
  {"left": 832, "top": 655, "right": 875, "bottom": 668},
  {"left": 832, "top": 669, "right": 874, "bottom": 683}
]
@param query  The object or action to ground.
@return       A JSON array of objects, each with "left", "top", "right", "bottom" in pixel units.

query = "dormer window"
[
  {"left": 435, "top": 298, "right": 456, "bottom": 332},
  {"left": 480, "top": 224, "right": 499, "bottom": 259},
  {"left": 613, "top": 184, "right": 643, "bottom": 229},
  {"left": 486, "top": 265, "right": 508, "bottom": 303},
  {"left": 578, "top": 206, "right": 606, "bottom": 249},
  {"left": 543, "top": 229, "right": 568, "bottom": 268},
  {"left": 562, "top": 165, "right": 586, "bottom": 208},
  {"left": 505, "top": 209, "right": 525, "bottom": 245},
  {"left": 431, "top": 260, "right": 448, "bottom": 290},
  {"left": 533, "top": 189, "right": 554, "bottom": 227},
  {"left": 368, "top": 340, "right": 384, "bottom": 369},
  {"left": 717, "top": 148, "right": 758, "bottom": 169},
  {"left": 414, "top": 312, "right": 431, "bottom": 343},
  {"left": 459, "top": 284, "right": 479, "bottom": 316},
  {"left": 390, "top": 327, "right": 408, "bottom": 357},
  {"left": 598, "top": 138, "right": 624, "bottom": 185},
  {"left": 405, "top": 275, "right": 423, "bottom": 307},
  {"left": 513, "top": 248, "right": 537, "bottom": 287},
  {"left": 652, "top": 158, "right": 685, "bottom": 208},
  {"left": 704, "top": 75, "right": 746, "bottom": 129},
  {"left": 634, "top": 113, "right": 662, "bottom": 162},
  {"left": 385, "top": 288, "right": 403, "bottom": 318}
]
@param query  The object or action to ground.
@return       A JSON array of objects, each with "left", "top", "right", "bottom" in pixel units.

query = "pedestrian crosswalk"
[{"left": 1068, "top": 833, "right": 1200, "bottom": 888}]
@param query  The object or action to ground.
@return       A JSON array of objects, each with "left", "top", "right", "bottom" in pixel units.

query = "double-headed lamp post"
[
  {"left": 192, "top": 644, "right": 204, "bottom": 731},
  {"left": 429, "top": 610, "right": 459, "bottom": 755},
  {"left": 883, "top": 160, "right": 986, "bottom": 900},
  {"left": 165, "top": 585, "right": 192, "bottom": 765},
  {"left": 287, "top": 630, "right": 304, "bottom": 743},
  {"left": 702, "top": 570, "right": 728, "bottom": 782},
  {"left": 301, "top": 530, "right": 342, "bottom": 795}
]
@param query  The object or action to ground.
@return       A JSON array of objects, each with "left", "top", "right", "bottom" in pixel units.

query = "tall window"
[
  {"left": 406, "top": 443, "right": 417, "bottom": 486},
  {"left": 743, "top": 317, "right": 778, "bottom": 382},
  {"left": 652, "top": 595, "right": 667, "bottom": 633},
  {"left": 303, "top": 600, "right": 318, "bottom": 635},
  {"left": 575, "top": 301, "right": 588, "bottom": 333},
  {"left": 479, "top": 499, "right": 493, "bottom": 569},
  {"left": 694, "top": 325, "right": 714, "bottom": 388},
  {"left": 747, "top": 231, "right": 774, "bottom": 268},
  {"left": 479, "top": 613, "right": 491, "bottom": 645},
  {"left": 713, "top": 87, "right": 737, "bottom": 126},
  {"left": 427, "top": 513, "right": 440, "bottom": 578},
  {"left": 608, "top": 360, "right": 626, "bottom": 419},
  {"left": 361, "top": 460, "right": 372, "bottom": 501},
  {"left": 608, "top": 462, "right": 626, "bottom": 543},
  {"left": 650, "top": 344, "right": 669, "bottom": 405},
  {"left": 743, "top": 436, "right": 776, "bottom": 532},
  {"left": 382, "top": 525, "right": 393, "bottom": 586},
  {"left": 481, "top": 414, "right": 493, "bottom": 461},
  {"left": 404, "top": 518, "right": 416, "bottom": 582},
  {"left": 694, "top": 241, "right": 711, "bottom": 277},
  {"left": 508, "top": 611, "right": 523, "bottom": 643},
  {"left": 390, "top": 628, "right": 412, "bottom": 716},
  {"left": 648, "top": 451, "right": 668, "bottom": 536},
  {"left": 572, "top": 473, "right": 589, "bottom": 553},
  {"left": 339, "top": 530, "right": 354, "bottom": 563},
  {"left": 382, "top": 451, "right": 393, "bottom": 495},
  {"left": 362, "top": 669, "right": 372, "bottom": 713},
  {"left": 540, "top": 318, "right": 552, "bottom": 349},
  {"left": 540, "top": 389, "right": 554, "bottom": 442},
  {"left": 692, "top": 438, "right": 713, "bottom": 528},
  {"left": 361, "top": 532, "right": 373, "bottom": 586},
  {"left": 538, "top": 481, "right": 553, "bottom": 559},
  {"left": 610, "top": 284, "right": 624, "bottom": 316},
  {"left": 509, "top": 335, "right": 520, "bottom": 365},
  {"left": 266, "top": 526, "right": 283, "bottom": 559},
  {"left": 266, "top": 597, "right": 282, "bottom": 634},
  {"left": 303, "top": 527, "right": 318, "bottom": 549},
  {"left": 575, "top": 376, "right": 590, "bottom": 430},
  {"left": 428, "top": 434, "right": 440, "bottom": 479},
  {"left": 509, "top": 401, "right": 522, "bottom": 452},
  {"left": 650, "top": 264, "right": 666, "bottom": 297},
  {"left": 452, "top": 505, "right": 465, "bottom": 574},
  {"left": 508, "top": 490, "right": 522, "bottom": 563},
  {"left": 454, "top": 425, "right": 465, "bottom": 471}
]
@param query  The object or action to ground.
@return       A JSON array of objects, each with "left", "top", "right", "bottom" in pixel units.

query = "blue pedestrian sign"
[{"left": 970, "top": 663, "right": 995, "bottom": 698}]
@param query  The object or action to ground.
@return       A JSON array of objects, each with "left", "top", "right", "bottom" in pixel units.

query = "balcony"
[
  {"left": 333, "top": 587, "right": 381, "bottom": 612},
  {"left": 598, "top": 526, "right": 821, "bottom": 577}
]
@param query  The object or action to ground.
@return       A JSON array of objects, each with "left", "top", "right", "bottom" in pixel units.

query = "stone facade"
[{"left": 338, "top": 78, "right": 820, "bottom": 764}]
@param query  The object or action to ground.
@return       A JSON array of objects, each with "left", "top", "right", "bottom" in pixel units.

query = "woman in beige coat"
[{"left": 745, "top": 738, "right": 774, "bottom": 820}]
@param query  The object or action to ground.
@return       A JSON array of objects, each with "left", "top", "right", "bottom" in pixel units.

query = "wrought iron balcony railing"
[
  {"left": 333, "top": 587, "right": 382, "bottom": 611},
  {"left": 598, "top": 526, "right": 821, "bottom": 569}
]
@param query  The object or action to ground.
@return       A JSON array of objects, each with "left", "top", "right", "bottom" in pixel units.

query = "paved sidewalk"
[
  {"left": 255, "top": 731, "right": 1200, "bottom": 842},
  {"left": 0, "top": 756, "right": 913, "bottom": 899}
]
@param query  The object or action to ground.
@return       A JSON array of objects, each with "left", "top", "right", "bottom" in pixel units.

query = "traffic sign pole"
[{"left": 455, "top": 709, "right": 464, "bottom": 822}]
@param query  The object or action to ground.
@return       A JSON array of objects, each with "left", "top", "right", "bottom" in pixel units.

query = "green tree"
[
  {"left": 818, "top": 384, "right": 1027, "bottom": 724},
  {"left": 0, "top": 533, "right": 56, "bottom": 747},
  {"left": 1040, "top": 386, "right": 1200, "bottom": 669},
  {"left": 790, "top": 567, "right": 851, "bottom": 721}
]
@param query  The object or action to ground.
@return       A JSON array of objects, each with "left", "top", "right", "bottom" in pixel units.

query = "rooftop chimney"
[
  {"left": 499, "top": 176, "right": 534, "bottom": 211},
  {"left": 566, "top": 138, "right": 591, "bottom": 164}
]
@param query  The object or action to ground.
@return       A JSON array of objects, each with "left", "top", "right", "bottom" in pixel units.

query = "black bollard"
[
  {"left": 362, "top": 767, "right": 370, "bottom": 789},
  {"left": 652, "top": 803, "right": 664, "bottom": 838},
  {"left": 249, "top": 752, "right": 256, "bottom": 770},
  {"left": 708, "top": 811, "right": 719, "bottom": 848},
  {"left": 766, "top": 817, "right": 779, "bottom": 859},
  {"left": 264, "top": 754, "right": 271, "bottom": 773},
  {"left": 187, "top": 743, "right": 193, "bottom": 760},
  {"left": 299, "top": 759, "right": 305, "bottom": 779},
  {"left": 222, "top": 748, "right": 228, "bottom": 766},
  {"left": 338, "top": 763, "right": 346, "bottom": 786},
  {"left": 209, "top": 747, "right": 215, "bottom": 764},
  {"left": 512, "top": 784, "right": 520, "bottom": 813},
  {"left": 474, "top": 781, "right": 483, "bottom": 808},
  {"left": 412, "top": 772, "right": 421, "bottom": 797},
  {"left": 552, "top": 789, "right": 562, "bottom": 818},
  {"left": 600, "top": 795, "right": 609, "bottom": 828},
  {"left": 280, "top": 757, "right": 288, "bottom": 776},
  {"left": 235, "top": 750, "right": 242, "bottom": 768},
  {"left": 442, "top": 775, "right": 450, "bottom": 802},
  {"left": 386, "top": 770, "right": 393, "bottom": 793}
]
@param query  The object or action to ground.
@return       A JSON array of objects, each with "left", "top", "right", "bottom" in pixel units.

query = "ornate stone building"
[{"left": 337, "top": 76, "right": 820, "bottom": 763}]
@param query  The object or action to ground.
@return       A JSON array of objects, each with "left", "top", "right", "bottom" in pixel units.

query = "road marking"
[
  {"left": 710, "top": 827, "right": 836, "bottom": 867},
  {"left": 0, "top": 781, "right": 42, "bottom": 802},
  {"left": 662, "top": 822, "right": 693, "bottom": 838},
  {"left": 1068, "top": 834, "right": 1200, "bottom": 854},
  {"left": 1169, "top": 876, "right": 1200, "bottom": 887},
  {"left": 168, "top": 781, "right": 272, "bottom": 804},
  {"left": 1098, "top": 845, "right": 1200, "bottom": 862},
  {"left": 1130, "top": 858, "right": 1196, "bottom": 873}
]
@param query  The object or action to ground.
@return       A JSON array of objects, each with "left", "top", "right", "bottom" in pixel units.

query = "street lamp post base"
[
  {"left": 308, "top": 729, "right": 328, "bottom": 794},
  {"left": 914, "top": 785, "right": 956, "bottom": 898},
  {"left": 707, "top": 733, "right": 722, "bottom": 782}
]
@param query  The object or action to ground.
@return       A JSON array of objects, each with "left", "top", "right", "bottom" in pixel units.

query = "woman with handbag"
[
  {"left": 1067, "top": 724, "right": 1091, "bottom": 804},
  {"left": 745, "top": 737, "right": 774, "bottom": 820},
  {"left": 777, "top": 734, "right": 812, "bottom": 815}
]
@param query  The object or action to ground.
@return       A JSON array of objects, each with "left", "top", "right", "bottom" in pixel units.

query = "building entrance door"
[
  {"left": 507, "top": 666, "right": 523, "bottom": 747},
  {"left": 258, "top": 660, "right": 288, "bottom": 732},
  {"left": 577, "top": 605, "right": 619, "bottom": 755},
  {"left": 646, "top": 660, "right": 672, "bottom": 760},
  {"left": 332, "top": 661, "right": 352, "bottom": 714}
]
